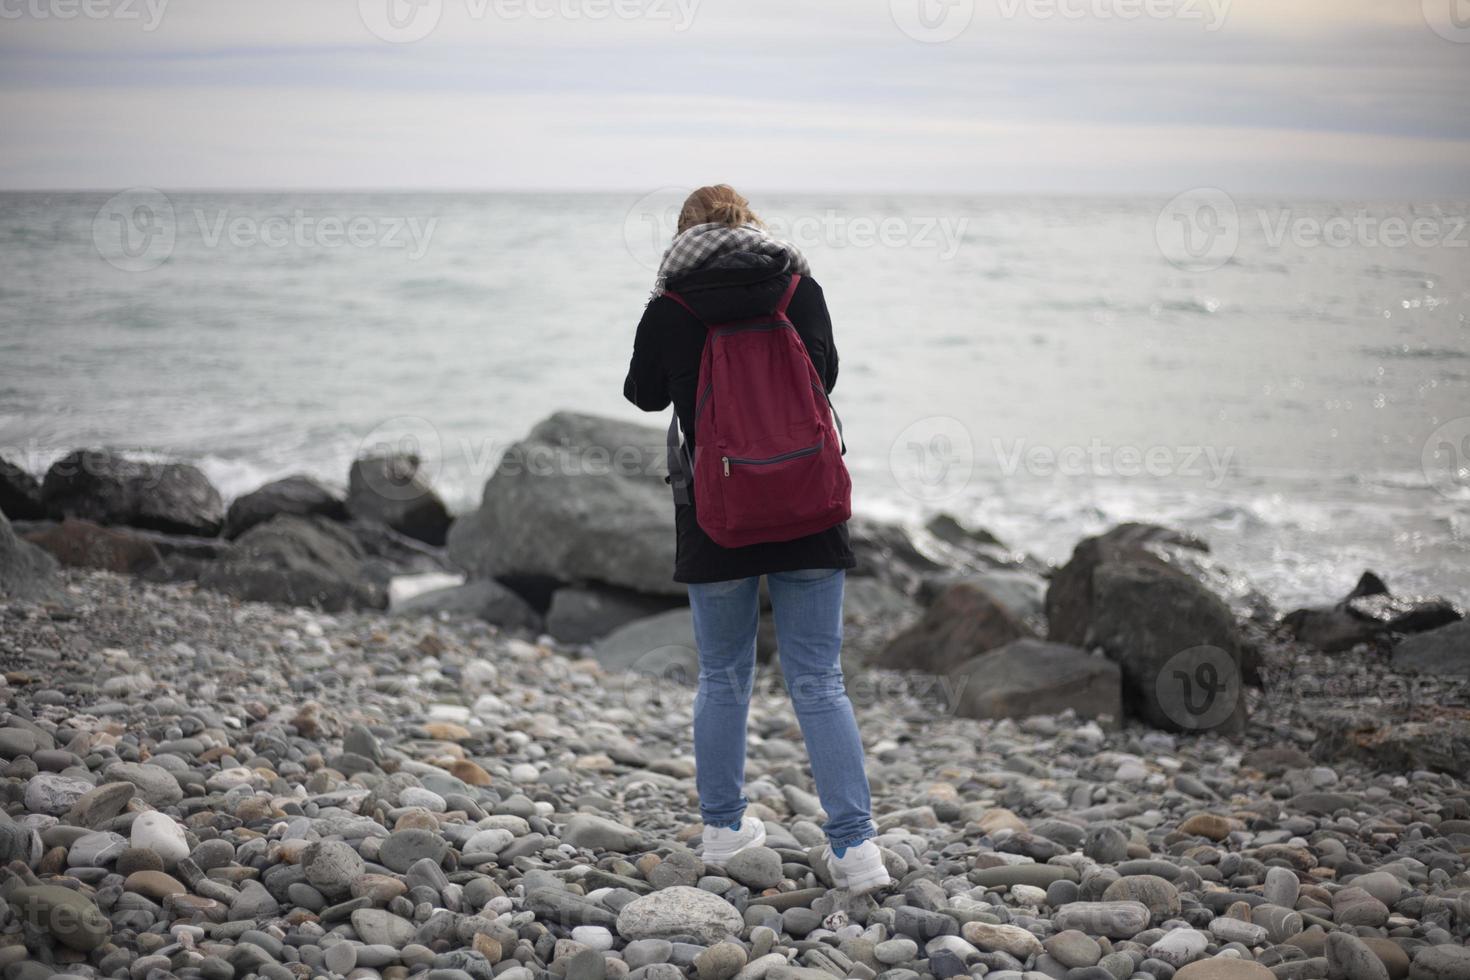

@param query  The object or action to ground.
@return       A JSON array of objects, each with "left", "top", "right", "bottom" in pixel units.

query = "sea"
[{"left": 2, "top": 190, "right": 1467, "bottom": 610}]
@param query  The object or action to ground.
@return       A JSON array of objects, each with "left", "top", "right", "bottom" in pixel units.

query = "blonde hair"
[{"left": 677, "top": 184, "right": 761, "bottom": 235}]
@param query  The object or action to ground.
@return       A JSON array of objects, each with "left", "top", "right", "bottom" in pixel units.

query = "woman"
[{"left": 623, "top": 185, "right": 889, "bottom": 893}]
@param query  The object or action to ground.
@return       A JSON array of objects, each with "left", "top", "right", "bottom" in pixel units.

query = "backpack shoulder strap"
[
  {"left": 661, "top": 290, "right": 699, "bottom": 320},
  {"left": 774, "top": 273, "right": 802, "bottom": 317}
]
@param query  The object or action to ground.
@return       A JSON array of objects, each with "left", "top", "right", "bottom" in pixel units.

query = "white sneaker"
[
  {"left": 825, "top": 840, "right": 891, "bottom": 894},
  {"left": 701, "top": 816, "right": 766, "bottom": 864}
]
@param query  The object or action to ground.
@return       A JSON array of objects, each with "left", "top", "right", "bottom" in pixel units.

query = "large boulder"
[
  {"left": 546, "top": 585, "right": 685, "bottom": 645},
  {"left": 1285, "top": 572, "right": 1461, "bottom": 653},
  {"left": 448, "top": 412, "right": 680, "bottom": 596},
  {"left": 1046, "top": 523, "right": 1271, "bottom": 643},
  {"left": 197, "top": 514, "right": 385, "bottom": 611},
  {"left": 0, "top": 510, "right": 60, "bottom": 602},
  {"left": 1391, "top": 620, "right": 1470, "bottom": 676},
  {"left": 924, "top": 513, "right": 1005, "bottom": 551},
  {"left": 345, "top": 518, "right": 451, "bottom": 584},
  {"left": 917, "top": 567, "right": 1047, "bottom": 631},
  {"left": 591, "top": 608, "right": 699, "bottom": 686},
  {"left": 225, "top": 474, "right": 347, "bottom": 539},
  {"left": 1281, "top": 605, "right": 1385, "bottom": 653},
  {"left": 23, "top": 518, "right": 162, "bottom": 574},
  {"left": 874, "top": 581, "right": 1033, "bottom": 674},
  {"left": 392, "top": 579, "right": 541, "bottom": 630},
  {"left": 840, "top": 575, "right": 922, "bottom": 669},
  {"left": 41, "top": 449, "right": 225, "bottom": 536},
  {"left": 846, "top": 516, "right": 951, "bottom": 595},
  {"left": 347, "top": 455, "right": 452, "bottom": 547},
  {"left": 950, "top": 638, "right": 1121, "bottom": 724},
  {"left": 1088, "top": 563, "right": 1250, "bottom": 733},
  {"left": 0, "top": 457, "right": 45, "bottom": 519}
]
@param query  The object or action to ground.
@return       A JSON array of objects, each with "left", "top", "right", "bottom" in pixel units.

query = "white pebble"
[
  {"left": 572, "top": 926, "right": 614, "bottom": 951},
  {"left": 131, "top": 811, "right": 189, "bottom": 867}
]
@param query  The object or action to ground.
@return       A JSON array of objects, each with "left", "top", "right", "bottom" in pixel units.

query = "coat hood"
[{"left": 664, "top": 251, "right": 795, "bottom": 323}]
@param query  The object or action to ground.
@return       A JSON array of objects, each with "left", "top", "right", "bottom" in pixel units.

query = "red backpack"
[{"left": 663, "top": 274, "right": 852, "bottom": 548}]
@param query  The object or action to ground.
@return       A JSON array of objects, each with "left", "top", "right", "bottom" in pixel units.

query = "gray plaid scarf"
[{"left": 652, "top": 222, "right": 811, "bottom": 298}]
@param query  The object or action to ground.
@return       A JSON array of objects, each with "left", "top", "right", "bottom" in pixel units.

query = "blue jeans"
[{"left": 687, "top": 568, "right": 876, "bottom": 850}]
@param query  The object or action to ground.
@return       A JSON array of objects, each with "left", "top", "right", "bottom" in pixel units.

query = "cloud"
[{"left": 1, "top": 0, "right": 1467, "bottom": 194}]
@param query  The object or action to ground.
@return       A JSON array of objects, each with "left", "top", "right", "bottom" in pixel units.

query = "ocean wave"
[
  {"left": 394, "top": 276, "right": 498, "bottom": 301},
  {"left": 1363, "top": 264, "right": 1433, "bottom": 281},
  {"left": 1156, "top": 297, "right": 1223, "bottom": 315},
  {"left": 1359, "top": 344, "right": 1469, "bottom": 360}
]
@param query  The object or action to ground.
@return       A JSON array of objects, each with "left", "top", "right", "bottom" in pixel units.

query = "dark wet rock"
[
  {"left": 1347, "top": 592, "right": 1461, "bottom": 635},
  {"left": 347, "top": 454, "right": 452, "bottom": 547},
  {"left": 345, "top": 516, "right": 452, "bottom": 584},
  {"left": 23, "top": 518, "right": 162, "bottom": 573},
  {"left": 1282, "top": 604, "right": 1387, "bottom": 653},
  {"left": 874, "top": 581, "right": 1033, "bottom": 674},
  {"left": 1047, "top": 522, "right": 1274, "bottom": 642},
  {"left": 197, "top": 514, "right": 386, "bottom": 611},
  {"left": 224, "top": 474, "right": 347, "bottom": 539},
  {"left": 1088, "top": 562, "right": 1253, "bottom": 732},
  {"left": 924, "top": 513, "right": 1004, "bottom": 551},
  {"left": 949, "top": 638, "right": 1121, "bottom": 723},
  {"left": 41, "top": 448, "right": 225, "bottom": 536},
  {"left": 0, "top": 456, "right": 45, "bottom": 520},
  {"left": 1282, "top": 572, "right": 1460, "bottom": 653}
]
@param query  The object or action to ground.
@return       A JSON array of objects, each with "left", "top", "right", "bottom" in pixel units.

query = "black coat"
[{"left": 623, "top": 252, "right": 856, "bottom": 584}]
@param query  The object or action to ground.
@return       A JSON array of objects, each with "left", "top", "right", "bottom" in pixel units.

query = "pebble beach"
[{"left": 2, "top": 562, "right": 1468, "bottom": 980}]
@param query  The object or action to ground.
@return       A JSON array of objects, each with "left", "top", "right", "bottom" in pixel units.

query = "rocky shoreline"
[{"left": 1, "top": 410, "right": 1468, "bottom": 979}]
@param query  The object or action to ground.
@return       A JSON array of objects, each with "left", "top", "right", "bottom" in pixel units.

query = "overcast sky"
[{"left": 2, "top": 0, "right": 1468, "bottom": 196}]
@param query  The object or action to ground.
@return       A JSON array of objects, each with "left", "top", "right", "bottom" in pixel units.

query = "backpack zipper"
[{"left": 721, "top": 437, "right": 824, "bottom": 477}]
